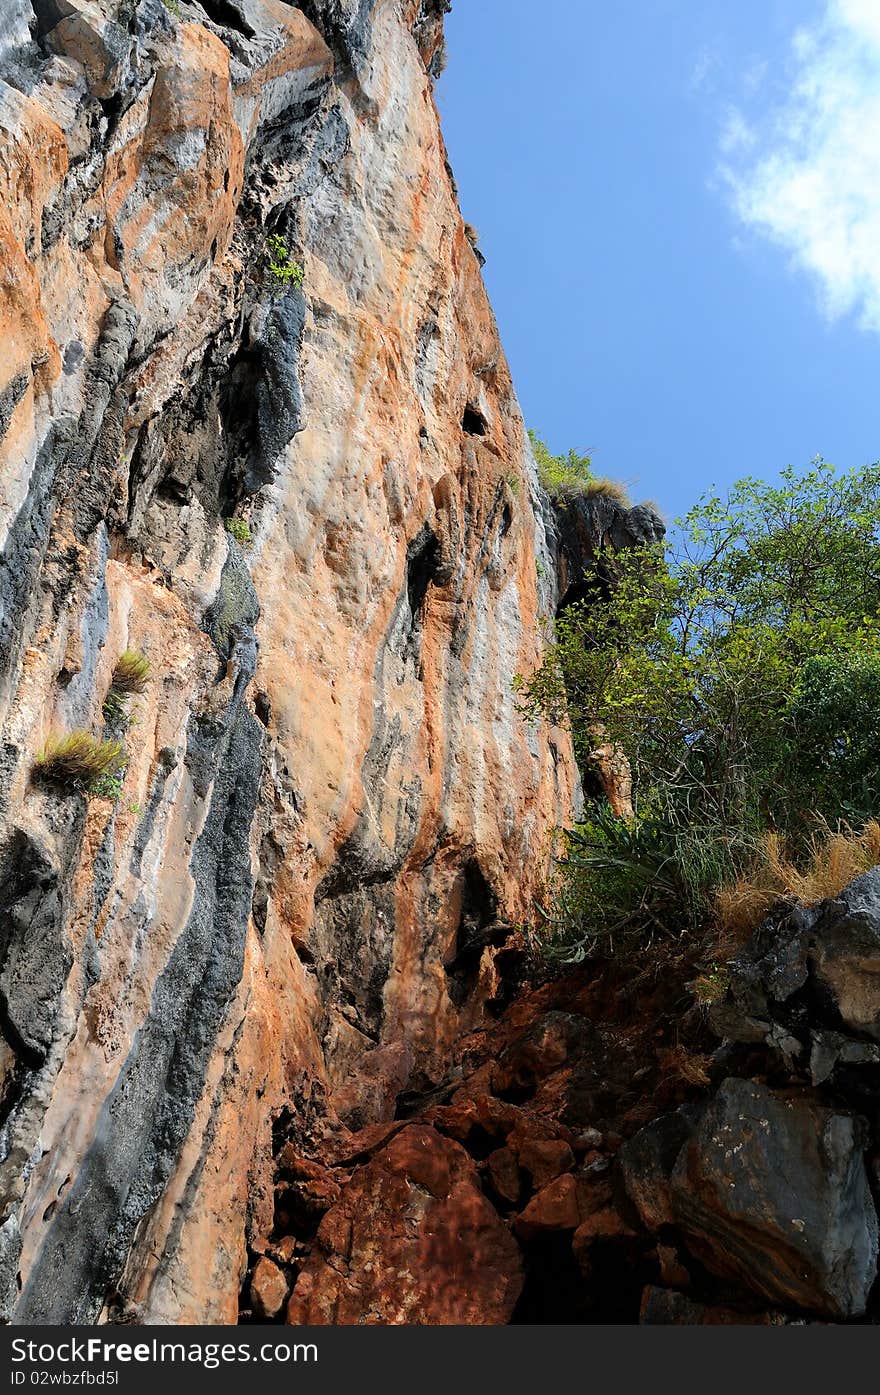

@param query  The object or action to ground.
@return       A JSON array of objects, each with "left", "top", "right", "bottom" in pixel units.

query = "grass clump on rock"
[
  {"left": 34, "top": 731, "right": 125, "bottom": 791},
  {"left": 111, "top": 649, "right": 151, "bottom": 695},
  {"left": 528, "top": 429, "right": 630, "bottom": 507}
]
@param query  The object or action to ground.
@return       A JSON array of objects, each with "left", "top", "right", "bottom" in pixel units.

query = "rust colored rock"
[
  {"left": 250, "top": 1257, "right": 289, "bottom": 1321},
  {"left": 514, "top": 1173, "right": 582, "bottom": 1239},
  {"left": 518, "top": 1138, "right": 575, "bottom": 1189},
  {"left": 285, "top": 1126, "right": 523, "bottom": 1325},
  {"left": 572, "top": 1207, "right": 636, "bottom": 1276},
  {"left": 492, "top": 1012, "right": 594, "bottom": 1098},
  {"left": 487, "top": 1146, "right": 522, "bottom": 1205}
]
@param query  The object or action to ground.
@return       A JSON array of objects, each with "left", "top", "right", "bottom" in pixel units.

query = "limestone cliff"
[{"left": 0, "top": 0, "right": 580, "bottom": 1323}]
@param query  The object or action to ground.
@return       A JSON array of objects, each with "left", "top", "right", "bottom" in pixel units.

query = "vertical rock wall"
[{"left": 0, "top": 0, "right": 578, "bottom": 1322}]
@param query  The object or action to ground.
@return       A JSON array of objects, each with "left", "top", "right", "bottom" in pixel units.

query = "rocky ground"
[{"left": 239, "top": 871, "right": 880, "bottom": 1325}]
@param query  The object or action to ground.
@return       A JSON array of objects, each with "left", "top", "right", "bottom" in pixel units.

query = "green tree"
[{"left": 517, "top": 458, "right": 880, "bottom": 956}]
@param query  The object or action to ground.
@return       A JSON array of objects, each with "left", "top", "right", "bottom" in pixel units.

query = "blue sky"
[{"left": 438, "top": 0, "right": 880, "bottom": 520}]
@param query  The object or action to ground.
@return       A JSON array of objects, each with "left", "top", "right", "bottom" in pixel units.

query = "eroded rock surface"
[{"left": 0, "top": 0, "right": 579, "bottom": 1324}]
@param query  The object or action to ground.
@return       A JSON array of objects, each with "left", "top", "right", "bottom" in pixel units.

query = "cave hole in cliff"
[
  {"left": 216, "top": 346, "right": 265, "bottom": 512},
  {"left": 410, "top": 524, "right": 443, "bottom": 647},
  {"left": 444, "top": 858, "right": 500, "bottom": 1010},
  {"left": 198, "top": 0, "right": 256, "bottom": 38},
  {"left": 462, "top": 403, "right": 487, "bottom": 436}
]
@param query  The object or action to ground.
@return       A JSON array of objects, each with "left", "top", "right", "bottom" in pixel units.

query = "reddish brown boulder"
[
  {"left": 572, "top": 1208, "right": 636, "bottom": 1276},
  {"left": 285, "top": 1125, "right": 522, "bottom": 1325},
  {"left": 487, "top": 1146, "right": 522, "bottom": 1204},
  {"left": 513, "top": 1173, "right": 582, "bottom": 1239},
  {"left": 518, "top": 1138, "right": 575, "bottom": 1189},
  {"left": 491, "top": 1012, "right": 594, "bottom": 1097},
  {"left": 250, "top": 1257, "right": 288, "bottom": 1321}
]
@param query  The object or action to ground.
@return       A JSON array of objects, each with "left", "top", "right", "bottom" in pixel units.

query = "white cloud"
[
  {"left": 721, "top": 0, "right": 880, "bottom": 330},
  {"left": 719, "top": 109, "right": 756, "bottom": 156}
]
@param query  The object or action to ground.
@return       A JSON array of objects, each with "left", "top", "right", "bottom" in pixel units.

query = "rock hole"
[
  {"left": 198, "top": 0, "right": 255, "bottom": 38},
  {"left": 444, "top": 859, "right": 499, "bottom": 1010},
  {"left": 462, "top": 403, "right": 487, "bottom": 436},
  {"left": 406, "top": 524, "right": 441, "bottom": 623},
  {"left": 254, "top": 690, "right": 272, "bottom": 727}
]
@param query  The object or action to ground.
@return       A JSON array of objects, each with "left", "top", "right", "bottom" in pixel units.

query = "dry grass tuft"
[
  {"left": 556, "top": 476, "right": 632, "bottom": 508},
  {"left": 714, "top": 822, "right": 880, "bottom": 942},
  {"left": 111, "top": 649, "right": 151, "bottom": 695},
  {"left": 35, "top": 731, "right": 125, "bottom": 787},
  {"left": 658, "top": 1044, "right": 712, "bottom": 1088}
]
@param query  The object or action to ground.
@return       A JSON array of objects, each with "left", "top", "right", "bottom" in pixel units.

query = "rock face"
[
  {"left": 711, "top": 867, "right": 880, "bottom": 1063},
  {"left": 0, "top": 0, "right": 580, "bottom": 1324}
]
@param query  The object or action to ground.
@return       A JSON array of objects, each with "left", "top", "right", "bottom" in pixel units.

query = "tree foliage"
[{"left": 517, "top": 458, "right": 880, "bottom": 956}]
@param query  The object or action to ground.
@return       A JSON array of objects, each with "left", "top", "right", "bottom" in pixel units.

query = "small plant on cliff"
[
  {"left": 34, "top": 732, "right": 126, "bottom": 792},
  {"left": 90, "top": 769, "right": 127, "bottom": 802},
  {"left": 519, "top": 457, "right": 880, "bottom": 958},
  {"left": 264, "top": 234, "right": 304, "bottom": 291},
  {"left": 225, "top": 516, "right": 252, "bottom": 546},
  {"left": 111, "top": 650, "right": 151, "bottom": 695},
  {"left": 162, "top": 0, "right": 181, "bottom": 15}
]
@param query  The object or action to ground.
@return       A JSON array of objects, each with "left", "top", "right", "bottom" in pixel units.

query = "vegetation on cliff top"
[
  {"left": 529, "top": 429, "right": 631, "bottom": 507},
  {"left": 518, "top": 457, "right": 880, "bottom": 959}
]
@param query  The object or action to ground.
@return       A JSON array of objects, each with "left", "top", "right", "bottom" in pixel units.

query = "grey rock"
[{"left": 670, "top": 1078, "right": 878, "bottom": 1320}]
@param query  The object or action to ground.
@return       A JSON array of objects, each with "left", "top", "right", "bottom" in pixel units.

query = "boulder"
[
  {"left": 491, "top": 1011, "right": 594, "bottom": 1097},
  {"left": 640, "top": 1287, "right": 785, "bottom": 1325},
  {"left": 618, "top": 1107, "right": 697, "bottom": 1231},
  {"left": 810, "top": 870, "right": 880, "bottom": 1040},
  {"left": 670, "top": 1078, "right": 878, "bottom": 1319},
  {"left": 517, "top": 1138, "right": 576, "bottom": 1189},
  {"left": 285, "top": 1126, "right": 522, "bottom": 1325},
  {"left": 711, "top": 868, "right": 880, "bottom": 1069},
  {"left": 487, "top": 1147, "right": 522, "bottom": 1205},
  {"left": 249, "top": 1257, "right": 288, "bottom": 1321}
]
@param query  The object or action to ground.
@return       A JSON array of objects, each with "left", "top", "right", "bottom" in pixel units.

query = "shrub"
[
  {"left": 529, "top": 430, "right": 592, "bottom": 495},
  {"left": 90, "top": 770, "right": 126, "bottom": 802},
  {"left": 111, "top": 650, "right": 151, "bottom": 695},
  {"left": 528, "top": 431, "right": 632, "bottom": 507},
  {"left": 538, "top": 798, "right": 755, "bottom": 960},
  {"left": 265, "top": 234, "right": 304, "bottom": 291},
  {"left": 781, "top": 652, "right": 880, "bottom": 828},
  {"left": 225, "top": 516, "right": 252, "bottom": 546},
  {"left": 657, "top": 1044, "right": 712, "bottom": 1088},
  {"left": 691, "top": 964, "right": 731, "bottom": 1007},
  {"left": 35, "top": 732, "right": 125, "bottom": 790}
]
